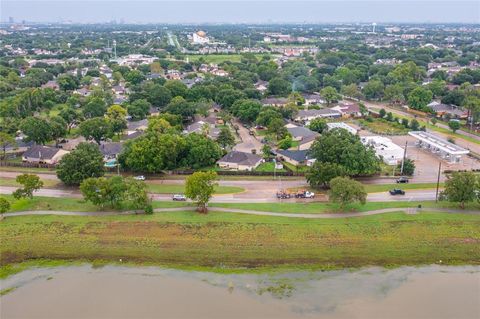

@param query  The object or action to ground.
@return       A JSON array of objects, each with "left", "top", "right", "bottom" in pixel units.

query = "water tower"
[{"left": 372, "top": 22, "right": 377, "bottom": 34}]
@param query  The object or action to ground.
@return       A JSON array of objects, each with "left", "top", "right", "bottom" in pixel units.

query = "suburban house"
[
  {"left": 331, "top": 102, "right": 362, "bottom": 118},
  {"left": 275, "top": 149, "right": 311, "bottom": 166},
  {"left": 127, "top": 119, "right": 148, "bottom": 133},
  {"left": 184, "top": 120, "right": 221, "bottom": 139},
  {"left": 254, "top": 80, "right": 269, "bottom": 93},
  {"left": 302, "top": 93, "right": 325, "bottom": 106},
  {"left": 22, "top": 145, "right": 69, "bottom": 164},
  {"left": 261, "top": 97, "right": 289, "bottom": 107},
  {"left": 295, "top": 109, "right": 342, "bottom": 122},
  {"left": 75, "top": 87, "right": 91, "bottom": 97},
  {"left": 427, "top": 101, "right": 467, "bottom": 119},
  {"left": 217, "top": 151, "right": 263, "bottom": 171},
  {"left": 41, "top": 80, "right": 59, "bottom": 90},
  {"left": 286, "top": 125, "right": 319, "bottom": 150},
  {"left": 99, "top": 142, "right": 123, "bottom": 161}
]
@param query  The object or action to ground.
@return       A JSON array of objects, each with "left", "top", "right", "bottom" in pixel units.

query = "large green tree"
[
  {"left": 79, "top": 117, "right": 113, "bottom": 144},
  {"left": 185, "top": 171, "right": 218, "bottom": 213},
  {"left": 442, "top": 172, "right": 479, "bottom": 209},
  {"left": 309, "top": 129, "right": 379, "bottom": 176},
  {"left": 20, "top": 117, "right": 51, "bottom": 145},
  {"left": 329, "top": 176, "right": 367, "bottom": 209},
  {"left": 57, "top": 142, "right": 105, "bottom": 186},
  {"left": 12, "top": 174, "right": 44, "bottom": 199},
  {"left": 408, "top": 87, "right": 433, "bottom": 111},
  {"left": 306, "top": 162, "right": 347, "bottom": 189}
]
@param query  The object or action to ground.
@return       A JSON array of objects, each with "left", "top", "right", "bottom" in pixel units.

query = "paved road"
[
  {"left": 4, "top": 207, "right": 479, "bottom": 219},
  {"left": 232, "top": 120, "right": 262, "bottom": 153},
  {"left": 0, "top": 185, "right": 439, "bottom": 202}
]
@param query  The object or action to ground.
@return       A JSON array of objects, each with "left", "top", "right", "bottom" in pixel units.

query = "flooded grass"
[{"left": 1, "top": 211, "right": 479, "bottom": 276}]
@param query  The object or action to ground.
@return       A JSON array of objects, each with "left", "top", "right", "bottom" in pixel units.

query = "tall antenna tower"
[
  {"left": 372, "top": 22, "right": 377, "bottom": 34},
  {"left": 113, "top": 40, "right": 117, "bottom": 59}
]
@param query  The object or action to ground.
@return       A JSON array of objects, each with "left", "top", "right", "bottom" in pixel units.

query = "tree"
[
  {"left": 398, "top": 158, "right": 415, "bottom": 176},
  {"left": 0, "top": 197, "right": 10, "bottom": 214},
  {"left": 408, "top": 87, "right": 433, "bottom": 111},
  {"left": 309, "top": 129, "right": 379, "bottom": 176},
  {"left": 79, "top": 117, "right": 113, "bottom": 144},
  {"left": 379, "top": 108, "right": 386, "bottom": 118},
  {"left": 164, "top": 80, "right": 188, "bottom": 98},
  {"left": 12, "top": 174, "right": 44, "bottom": 199},
  {"left": 308, "top": 118, "right": 327, "bottom": 133},
  {"left": 165, "top": 96, "right": 196, "bottom": 122},
  {"left": 268, "top": 77, "right": 291, "bottom": 96},
  {"left": 442, "top": 172, "right": 479, "bottom": 209},
  {"left": 184, "top": 133, "right": 223, "bottom": 169},
  {"left": 125, "top": 70, "right": 145, "bottom": 85},
  {"left": 216, "top": 127, "right": 235, "bottom": 149},
  {"left": 231, "top": 99, "right": 262, "bottom": 123},
  {"left": 57, "top": 74, "right": 79, "bottom": 91},
  {"left": 185, "top": 171, "right": 218, "bottom": 213},
  {"left": 82, "top": 97, "right": 107, "bottom": 118},
  {"left": 362, "top": 79, "right": 384, "bottom": 100},
  {"left": 127, "top": 99, "right": 151, "bottom": 120},
  {"left": 49, "top": 116, "right": 67, "bottom": 146},
  {"left": 267, "top": 117, "right": 287, "bottom": 140},
  {"left": 215, "top": 88, "right": 246, "bottom": 110},
  {"left": 106, "top": 104, "right": 128, "bottom": 136},
  {"left": 0, "top": 132, "right": 15, "bottom": 158},
  {"left": 410, "top": 119, "right": 420, "bottom": 131},
  {"left": 261, "top": 144, "right": 273, "bottom": 160},
  {"left": 57, "top": 142, "right": 104, "bottom": 186},
  {"left": 20, "top": 117, "right": 51, "bottom": 145},
  {"left": 320, "top": 86, "right": 340, "bottom": 105},
  {"left": 278, "top": 135, "right": 293, "bottom": 150},
  {"left": 329, "top": 177, "right": 367, "bottom": 209},
  {"left": 59, "top": 106, "right": 79, "bottom": 133},
  {"left": 306, "top": 162, "right": 346, "bottom": 189},
  {"left": 448, "top": 120, "right": 461, "bottom": 133},
  {"left": 145, "top": 83, "right": 172, "bottom": 108}
]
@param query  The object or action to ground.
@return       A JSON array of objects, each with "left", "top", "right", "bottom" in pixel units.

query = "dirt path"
[{"left": 3, "top": 207, "right": 479, "bottom": 219}]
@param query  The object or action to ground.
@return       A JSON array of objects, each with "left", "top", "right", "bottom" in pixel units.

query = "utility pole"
[
  {"left": 435, "top": 161, "right": 442, "bottom": 202},
  {"left": 400, "top": 140, "right": 408, "bottom": 175}
]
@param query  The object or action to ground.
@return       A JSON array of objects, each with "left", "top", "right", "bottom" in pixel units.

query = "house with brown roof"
[{"left": 22, "top": 145, "right": 69, "bottom": 164}]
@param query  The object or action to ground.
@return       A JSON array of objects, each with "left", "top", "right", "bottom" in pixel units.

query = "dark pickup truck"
[{"left": 389, "top": 189, "right": 406, "bottom": 195}]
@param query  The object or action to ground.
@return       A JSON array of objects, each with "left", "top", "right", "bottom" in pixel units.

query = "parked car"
[
  {"left": 172, "top": 194, "right": 187, "bottom": 201},
  {"left": 294, "top": 190, "right": 315, "bottom": 198},
  {"left": 396, "top": 177, "right": 409, "bottom": 183},
  {"left": 134, "top": 175, "right": 146, "bottom": 181},
  {"left": 276, "top": 190, "right": 291, "bottom": 199},
  {"left": 389, "top": 189, "right": 405, "bottom": 195}
]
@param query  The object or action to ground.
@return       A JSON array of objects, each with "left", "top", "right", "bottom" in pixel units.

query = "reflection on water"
[{"left": 1, "top": 265, "right": 479, "bottom": 319}]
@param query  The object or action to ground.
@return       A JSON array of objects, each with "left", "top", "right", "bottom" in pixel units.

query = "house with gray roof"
[
  {"left": 275, "top": 149, "right": 311, "bottom": 166},
  {"left": 22, "top": 145, "right": 69, "bottom": 164},
  {"left": 217, "top": 151, "right": 263, "bottom": 171},
  {"left": 99, "top": 142, "right": 123, "bottom": 161},
  {"left": 295, "top": 108, "right": 342, "bottom": 122}
]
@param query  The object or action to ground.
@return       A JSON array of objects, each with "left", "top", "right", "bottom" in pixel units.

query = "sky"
[{"left": 1, "top": 0, "right": 479, "bottom": 24}]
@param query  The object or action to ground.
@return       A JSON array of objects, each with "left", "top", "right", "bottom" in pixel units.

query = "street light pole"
[{"left": 400, "top": 140, "right": 408, "bottom": 175}]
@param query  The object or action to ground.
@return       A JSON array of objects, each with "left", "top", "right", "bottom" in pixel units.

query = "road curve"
[{"left": 3, "top": 207, "right": 479, "bottom": 219}]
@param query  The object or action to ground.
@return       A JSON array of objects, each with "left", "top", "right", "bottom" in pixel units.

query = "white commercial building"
[
  {"left": 361, "top": 136, "right": 404, "bottom": 165},
  {"left": 408, "top": 131, "right": 469, "bottom": 163},
  {"left": 192, "top": 31, "right": 210, "bottom": 44},
  {"left": 327, "top": 122, "right": 358, "bottom": 135}
]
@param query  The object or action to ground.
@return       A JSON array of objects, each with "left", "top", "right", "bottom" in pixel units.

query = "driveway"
[{"left": 232, "top": 120, "right": 262, "bottom": 153}]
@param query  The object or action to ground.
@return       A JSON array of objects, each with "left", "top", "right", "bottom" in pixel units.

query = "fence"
[
  {"left": 0, "top": 161, "right": 57, "bottom": 169},
  {"left": 170, "top": 169, "right": 305, "bottom": 177}
]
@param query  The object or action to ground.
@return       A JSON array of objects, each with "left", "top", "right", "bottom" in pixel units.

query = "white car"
[
  {"left": 304, "top": 191, "right": 315, "bottom": 198},
  {"left": 133, "top": 175, "right": 146, "bottom": 181},
  {"left": 172, "top": 194, "right": 187, "bottom": 201}
]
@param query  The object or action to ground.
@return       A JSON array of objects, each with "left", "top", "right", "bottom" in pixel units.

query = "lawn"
[
  {"left": 1, "top": 210, "right": 479, "bottom": 275},
  {"left": 2, "top": 195, "right": 189, "bottom": 213},
  {"left": 0, "top": 177, "right": 60, "bottom": 188},
  {"left": 358, "top": 118, "right": 409, "bottom": 135},
  {"left": 255, "top": 162, "right": 286, "bottom": 173},
  {"left": 147, "top": 183, "right": 244, "bottom": 194}
]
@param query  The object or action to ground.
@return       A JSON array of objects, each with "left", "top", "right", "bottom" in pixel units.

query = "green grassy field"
[
  {"left": 255, "top": 162, "right": 286, "bottom": 173},
  {"left": 363, "top": 182, "right": 444, "bottom": 193},
  {"left": 0, "top": 177, "right": 60, "bottom": 188},
  {"left": 358, "top": 119, "right": 409, "bottom": 135},
  {"left": 1, "top": 210, "right": 479, "bottom": 275},
  {"left": 146, "top": 183, "right": 244, "bottom": 194}
]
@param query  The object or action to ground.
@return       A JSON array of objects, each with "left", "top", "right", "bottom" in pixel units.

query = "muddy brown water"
[{"left": 1, "top": 265, "right": 479, "bottom": 319}]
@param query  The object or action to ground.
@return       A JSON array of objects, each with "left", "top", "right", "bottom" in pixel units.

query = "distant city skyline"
[{"left": 1, "top": 1, "right": 479, "bottom": 24}]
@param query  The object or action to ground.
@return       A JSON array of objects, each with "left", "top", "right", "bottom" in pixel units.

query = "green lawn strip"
[
  {"left": 358, "top": 119, "right": 409, "bottom": 135},
  {"left": 146, "top": 183, "right": 244, "bottom": 194},
  {"left": 0, "top": 166, "right": 56, "bottom": 173},
  {"left": 1, "top": 211, "right": 479, "bottom": 276},
  {"left": 210, "top": 201, "right": 480, "bottom": 214},
  {"left": 0, "top": 177, "right": 60, "bottom": 188},
  {"left": 363, "top": 182, "right": 444, "bottom": 193},
  {"left": 1, "top": 195, "right": 189, "bottom": 212}
]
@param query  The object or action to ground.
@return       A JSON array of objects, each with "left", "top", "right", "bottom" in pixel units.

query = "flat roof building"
[
  {"left": 361, "top": 136, "right": 404, "bottom": 165},
  {"left": 326, "top": 122, "right": 358, "bottom": 135},
  {"left": 408, "top": 131, "right": 469, "bottom": 163}
]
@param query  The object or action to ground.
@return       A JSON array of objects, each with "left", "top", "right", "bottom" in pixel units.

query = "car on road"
[
  {"left": 294, "top": 190, "right": 315, "bottom": 198},
  {"left": 396, "top": 177, "right": 409, "bottom": 183},
  {"left": 389, "top": 189, "right": 405, "bottom": 195},
  {"left": 134, "top": 175, "right": 146, "bottom": 181},
  {"left": 172, "top": 194, "right": 187, "bottom": 201}
]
